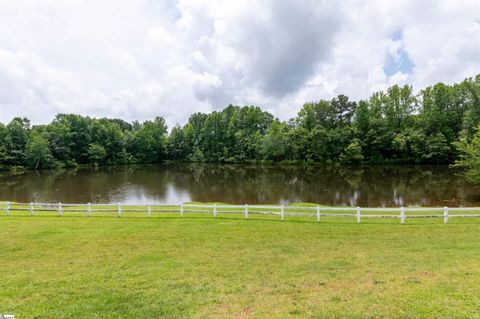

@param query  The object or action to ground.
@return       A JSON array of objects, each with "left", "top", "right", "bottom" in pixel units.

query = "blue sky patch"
[{"left": 384, "top": 30, "right": 415, "bottom": 76}]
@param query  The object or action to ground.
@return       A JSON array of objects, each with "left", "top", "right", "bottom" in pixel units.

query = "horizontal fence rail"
[{"left": 2, "top": 201, "right": 480, "bottom": 224}]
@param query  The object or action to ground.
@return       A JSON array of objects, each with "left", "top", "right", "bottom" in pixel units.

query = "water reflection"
[{"left": 0, "top": 163, "right": 479, "bottom": 207}]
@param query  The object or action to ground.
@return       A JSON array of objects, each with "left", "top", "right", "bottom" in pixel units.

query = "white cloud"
[{"left": 0, "top": 0, "right": 479, "bottom": 128}]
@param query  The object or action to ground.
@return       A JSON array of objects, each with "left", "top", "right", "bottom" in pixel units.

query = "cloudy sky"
[{"left": 0, "top": 0, "right": 479, "bottom": 128}]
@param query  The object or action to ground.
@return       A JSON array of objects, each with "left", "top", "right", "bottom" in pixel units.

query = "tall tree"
[
  {"left": 26, "top": 132, "right": 55, "bottom": 169},
  {"left": 132, "top": 117, "right": 168, "bottom": 163}
]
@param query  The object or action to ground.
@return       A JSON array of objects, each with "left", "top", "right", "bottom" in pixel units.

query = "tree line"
[{"left": 1, "top": 74, "right": 480, "bottom": 173}]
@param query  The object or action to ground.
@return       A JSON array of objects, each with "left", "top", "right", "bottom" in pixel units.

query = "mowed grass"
[{"left": 1, "top": 214, "right": 480, "bottom": 318}]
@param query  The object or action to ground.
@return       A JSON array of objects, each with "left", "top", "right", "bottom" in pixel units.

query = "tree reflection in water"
[{"left": 0, "top": 163, "right": 478, "bottom": 207}]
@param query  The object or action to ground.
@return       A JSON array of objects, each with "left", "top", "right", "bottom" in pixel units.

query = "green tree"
[
  {"left": 453, "top": 126, "right": 480, "bottom": 183},
  {"left": 168, "top": 125, "right": 187, "bottom": 160},
  {"left": 339, "top": 140, "right": 364, "bottom": 165},
  {"left": 26, "top": 132, "right": 55, "bottom": 169},
  {"left": 5, "top": 117, "right": 30, "bottom": 166},
  {"left": 90, "top": 119, "right": 126, "bottom": 164},
  {"left": 87, "top": 143, "right": 107, "bottom": 166},
  {"left": 0, "top": 123, "right": 10, "bottom": 168},
  {"left": 261, "top": 120, "right": 290, "bottom": 161},
  {"left": 133, "top": 117, "right": 168, "bottom": 163},
  {"left": 461, "top": 75, "right": 480, "bottom": 138},
  {"left": 46, "top": 114, "right": 92, "bottom": 165}
]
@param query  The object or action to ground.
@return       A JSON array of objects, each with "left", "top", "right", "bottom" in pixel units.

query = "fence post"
[
  {"left": 401, "top": 207, "right": 405, "bottom": 224},
  {"left": 444, "top": 206, "right": 448, "bottom": 224},
  {"left": 213, "top": 204, "right": 217, "bottom": 218},
  {"left": 147, "top": 203, "right": 151, "bottom": 218},
  {"left": 316, "top": 206, "right": 320, "bottom": 222},
  {"left": 6, "top": 201, "right": 9, "bottom": 216},
  {"left": 180, "top": 203, "right": 184, "bottom": 217},
  {"left": 58, "top": 202, "right": 62, "bottom": 216},
  {"left": 30, "top": 202, "right": 34, "bottom": 216},
  {"left": 281, "top": 205, "right": 284, "bottom": 221},
  {"left": 117, "top": 203, "right": 122, "bottom": 217},
  {"left": 245, "top": 204, "right": 248, "bottom": 219},
  {"left": 87, "top": 203, "right": 92, "bottom": 217},
  {"left": 357, "top": 207, "right": 361, "bottom": 223}
]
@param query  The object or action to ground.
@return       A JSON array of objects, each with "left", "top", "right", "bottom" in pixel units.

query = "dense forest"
[{"left": 1, "top": 74, "right": 480, "bottom": 177}]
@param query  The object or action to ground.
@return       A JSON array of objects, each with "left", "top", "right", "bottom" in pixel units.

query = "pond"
[{"left": 0, "top": 163, "right": 479, "bottom": 207}]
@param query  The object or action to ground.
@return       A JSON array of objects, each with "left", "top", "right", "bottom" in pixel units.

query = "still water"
[{"left": 0, "top": 163, "right": 479, "bottom": 207}]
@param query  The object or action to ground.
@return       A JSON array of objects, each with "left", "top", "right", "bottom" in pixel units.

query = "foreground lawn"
[{"left": 1, "top": 216, "right": 480, "bottom": 318}]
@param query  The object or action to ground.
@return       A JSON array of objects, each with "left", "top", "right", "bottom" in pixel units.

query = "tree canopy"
[{"left": 1, "top": 74, "right": 480, "bottom": 173}]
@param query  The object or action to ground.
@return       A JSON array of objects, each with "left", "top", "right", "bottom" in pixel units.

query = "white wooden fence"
[{"left": 2, "top": 201, "right": 480, "bottom": 224}]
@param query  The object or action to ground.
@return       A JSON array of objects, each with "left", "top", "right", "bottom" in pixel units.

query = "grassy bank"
[{"left": 1, "top": 215, "right": 480, "bottom": 318}]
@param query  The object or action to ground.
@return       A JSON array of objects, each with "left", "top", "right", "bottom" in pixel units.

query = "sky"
[{"left": 0, "top": 0, "right": 479, "bottom": 128}]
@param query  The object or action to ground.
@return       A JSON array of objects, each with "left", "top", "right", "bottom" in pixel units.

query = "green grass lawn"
[{"left": 1, "top": 214, "right": 480, "bottom": 318}]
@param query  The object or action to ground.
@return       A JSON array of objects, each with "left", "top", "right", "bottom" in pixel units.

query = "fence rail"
[{"left": 2, "top": 201, "right": 480, "bottom": 224}]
